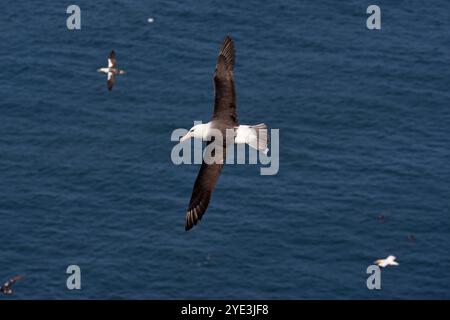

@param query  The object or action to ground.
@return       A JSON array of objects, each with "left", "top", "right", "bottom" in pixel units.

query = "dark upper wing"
[
  {"left": 9, "top": 275, "right": 24, "bottom": 285},
  {"left": 212, "top": 36, "right": 237, "bottom": 125},
  {"left": 185, "top": 162, "right": 223, "bottom": 230},
  {"left": 107, "top": 72, "right": 115, "bottom": 91},
  {"left": 108, "top": 50, "right": 116, "bottom": 68}
]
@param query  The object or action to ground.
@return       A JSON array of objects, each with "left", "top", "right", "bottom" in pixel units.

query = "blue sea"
[{"left": 0, "top": 0, "right": 449, "bottom": 299}]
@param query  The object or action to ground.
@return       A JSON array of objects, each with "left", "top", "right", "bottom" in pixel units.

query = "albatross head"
[{"left": 180, "top": 124, "right": 208, "bottom": 142}]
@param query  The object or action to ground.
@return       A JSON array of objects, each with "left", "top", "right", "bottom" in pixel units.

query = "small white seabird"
[
  {"left": 97, "top": 50, "right": 126, "bottom": 91},
  {"left": 374, "top": 255, "right": 399, "bottom": 268}
]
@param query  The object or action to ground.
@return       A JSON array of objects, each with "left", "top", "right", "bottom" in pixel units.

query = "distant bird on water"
[
  {"left": 374, "top": 255, "right": 399, "bottom": 268},
  {"left": 179, "top": 35, "right": 269, "bottom": 231},
  {"left": 97, "top": 50, "right": 126, "bottom": 91},
  {"left": 1, "top": 275, "right": 24, "bottom": 295}
]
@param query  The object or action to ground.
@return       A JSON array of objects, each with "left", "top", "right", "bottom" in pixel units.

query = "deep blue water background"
[{"left": 0, "top": 0, "right": 449, "bottom": 299}]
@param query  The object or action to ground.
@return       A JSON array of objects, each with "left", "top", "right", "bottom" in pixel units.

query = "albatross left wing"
[{"left": 185, "top": 162, "right": 223, "bottom": 231}]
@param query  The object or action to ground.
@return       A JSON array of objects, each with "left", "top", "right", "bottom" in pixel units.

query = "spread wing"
[
  {"left": 108, "top": 50, "right": 116, "bottom": 68},
  {"left": 9, "top": 275, "right": 24, "bottom": 285},
  {"left": 1, "top": 275, "right": 24, "bottom": 291},
  {"left": 107, "top": 72, "right": 115, "bottom": 91},
  {"left": 185, "top": 162, "right": 223, "bottom": 231},
  {"left": 212, "top": 36, "right": 238, "bottom": 125}
]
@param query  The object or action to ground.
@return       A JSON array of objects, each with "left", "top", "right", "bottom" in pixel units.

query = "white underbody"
[{"left": 182, "top": 122, "right": 269, "bottom": 154}]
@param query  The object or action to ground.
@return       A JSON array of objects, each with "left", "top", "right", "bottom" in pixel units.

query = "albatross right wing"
[
  {"left": 108, "top": 50, "right": 116, "bottom": 68},
  {"left": 185, "top": 162, "right": 223, "bottom": 231}
]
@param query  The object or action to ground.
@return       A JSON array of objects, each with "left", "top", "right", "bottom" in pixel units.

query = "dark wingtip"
[
  {"left": 185, "top": 203, "right": 208, "bottom": 231},
  {"left": 218, "top": 35, "right": 235, "bottom": 71},
  {"left": 185, "top": 211, "right": 197, "bottom": 231},
  {"left": 185, "top": 213, "right": 190, "bottom": 231}
]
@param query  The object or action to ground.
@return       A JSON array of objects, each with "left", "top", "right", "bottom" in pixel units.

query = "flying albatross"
[
  {"left": 97, "top": 50, "right": 126, "bottom": 91},
  {"left": 180, "top": 35, "right": 269, "bottom": 231},
  {"left": 1, "top": 275, "right": 24, "bottom": 295}
]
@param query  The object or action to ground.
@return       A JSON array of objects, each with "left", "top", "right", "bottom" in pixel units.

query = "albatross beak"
[{"left": 180, "top": 132, "right": 192, "bottom": 143}]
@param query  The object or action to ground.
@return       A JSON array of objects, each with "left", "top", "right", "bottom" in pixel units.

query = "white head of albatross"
[
  {"left": 374, "top": 255, "right": 399, "bottom": 268},
  {"left": 180, "top": 123, "right": 214, "bottom": 143}
]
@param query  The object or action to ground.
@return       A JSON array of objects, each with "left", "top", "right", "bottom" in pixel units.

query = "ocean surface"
[{"left": 0, "top": 0, "right": 449, "bottom": 299}]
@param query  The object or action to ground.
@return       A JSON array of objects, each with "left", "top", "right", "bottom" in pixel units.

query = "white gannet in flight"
[
  {"left": 374, "top": 255, "right": 399, "bottom": 268},
  {"left": 179, "top": 35, "right": 269, "bottom": 231},
  {"left": 97, "top": 50, "right": 126, "bottom": 91}
]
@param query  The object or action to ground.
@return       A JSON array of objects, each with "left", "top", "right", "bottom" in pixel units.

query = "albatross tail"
[{"left": 235, "top": 123, "right": 269, "bottom": 154}]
